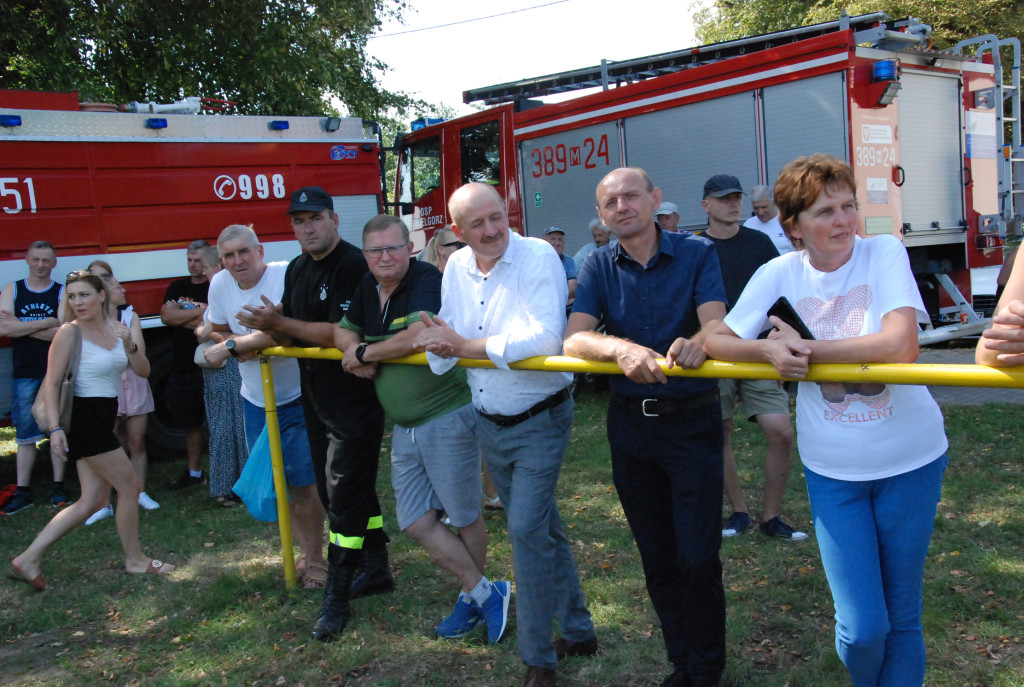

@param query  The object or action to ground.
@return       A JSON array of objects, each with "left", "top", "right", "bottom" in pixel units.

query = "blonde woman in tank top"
[{"left": 10, "top": 272, "right": 174, "bottom": 591}]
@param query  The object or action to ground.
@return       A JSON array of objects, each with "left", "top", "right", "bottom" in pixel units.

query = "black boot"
[
  {"left": 311, "top": 544, "right": 356, "bottom": 642},
  {"left": 350, "top": 545, "right": 395, "bottom": 599}
]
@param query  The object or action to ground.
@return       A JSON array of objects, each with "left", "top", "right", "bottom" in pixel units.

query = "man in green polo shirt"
[{"left": 335, "top": 214, "right": 510, "bottom": 646}]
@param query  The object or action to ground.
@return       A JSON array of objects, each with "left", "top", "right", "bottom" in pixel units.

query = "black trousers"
[
  {"left": 607, "top": 399, "right": 726, "bottom": 683},
  {"left": 301, "top": 382, "right": 387, "bottom": 551}
]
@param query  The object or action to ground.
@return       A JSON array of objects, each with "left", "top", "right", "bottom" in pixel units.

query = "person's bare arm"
[
  {"left": 564, "top": 311, "right": 670, "bottom": 384},
  {"left": 664, "top": 300, "right": 726, "bottom": 370},
  {"left": 235, "top": 294, "right": 339, "bottom": 348},
  {"left": 113, "top": 315, "right": 150, "bottom": 378},
  {"left": 414, "top": 312, "right": 489, "bottom": 360},
  {"left": 0, "top": 283, "right": 59, "bottom": 339},
  {"left": 803, "top": 307, "right": 919, "bottom": 364},
  {"left": 978, "top": 251, "right": 1024, "bottom": 366},
  {"left": 704, "top": 319, "right": 811, "bottom": 379},
  {"left": 204, "top": 325, "right": 275, "bottom": 366},
  {"left": 160, "top": 299, "right": 206, "bottom": 328},
  {"left": 42, "top": 325, "right": 76, "bottom": 459}
]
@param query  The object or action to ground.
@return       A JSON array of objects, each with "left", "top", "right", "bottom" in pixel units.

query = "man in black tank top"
[{"left": 0, "top": 241, "right": 67, "bottom": 514}]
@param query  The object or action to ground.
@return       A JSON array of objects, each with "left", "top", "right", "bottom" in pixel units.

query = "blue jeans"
[
  {"left": 805, "top": 454, "right": 948, "bottom": 687},
  {"left": 12, "top": 377, "right": 44, "bottom": 444},
  {"left": 242, "top": 397, "right": 317, "bottom": 488},
  {"left": 476, "top": 396, "right": 594, "bottom": 669},
  {"left": 607, "top": 400, "right": 726, "bottom": 683}
]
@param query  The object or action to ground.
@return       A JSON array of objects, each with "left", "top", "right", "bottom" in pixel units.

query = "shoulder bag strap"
[{"left": 65, "top": 323, "right": 83, "bottom": 382}]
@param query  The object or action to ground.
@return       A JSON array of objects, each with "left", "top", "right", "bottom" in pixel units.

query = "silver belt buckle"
[{"left": 641, "top": 398, "right": 658, "bottom": 417}]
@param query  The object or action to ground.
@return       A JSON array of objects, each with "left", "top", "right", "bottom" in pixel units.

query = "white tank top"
[{"left": 75, "top": 338, "right": 128, "bottom": 398}]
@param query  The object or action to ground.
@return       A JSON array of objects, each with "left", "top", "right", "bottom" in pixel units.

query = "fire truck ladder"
[
  {"left": 917, "top": 34, "right": 1022, "bottom": 345},
  {"left": 954, "top": 35, "right": 1024, "bottom": 242},
  {"left": 464, "top": 12, "right": 915, "bottom": 105}
]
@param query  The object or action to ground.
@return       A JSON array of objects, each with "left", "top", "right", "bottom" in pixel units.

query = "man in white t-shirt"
[
  {"left": 203, "top": 224, "right": 326, "bottom": 581},
  {"left": 743, "top": 185, "right": 794, "bottom": 255}
]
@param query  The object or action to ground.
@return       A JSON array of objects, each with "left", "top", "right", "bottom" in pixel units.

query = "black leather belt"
[
  {"left": 611, "top": 387, "right": 720, "bottom": 417},
  {"left": 479, "top": 387, "right": 571, "bottom": 428}
]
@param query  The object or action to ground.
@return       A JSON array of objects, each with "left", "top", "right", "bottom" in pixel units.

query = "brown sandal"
[{"left": 301, "top": 561, "right": 328, "bottom": 590}]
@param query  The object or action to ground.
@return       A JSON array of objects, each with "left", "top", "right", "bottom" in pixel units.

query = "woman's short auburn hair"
[{"left": 774, "top": 153, "right": 857, "bottom": 250}]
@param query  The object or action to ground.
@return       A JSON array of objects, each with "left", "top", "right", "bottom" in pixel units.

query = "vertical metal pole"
[{"left": 259, "top": 355, "right": 297, "bottom": 589}]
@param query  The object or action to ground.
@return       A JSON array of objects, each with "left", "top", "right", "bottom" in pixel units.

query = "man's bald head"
[
  {"left": 447, "top": 182, "right": 510, "bottom": 269},
  {"left": 449, "top": 183, "right": 503, "bottom": 227}
]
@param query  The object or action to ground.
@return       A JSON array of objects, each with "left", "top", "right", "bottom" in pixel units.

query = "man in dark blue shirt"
[{"left": 564, "top": 167, "right": 727, "bottom": 687}]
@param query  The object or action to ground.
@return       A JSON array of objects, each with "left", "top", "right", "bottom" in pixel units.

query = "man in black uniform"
[{"left": 236, "top": 187, "right": 390, "bottom": 642}]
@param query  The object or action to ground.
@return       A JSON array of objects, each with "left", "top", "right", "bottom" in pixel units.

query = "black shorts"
[
  {"left": 164, "top": 370, "right": 206, "bottom": 428},
  {"left": 69, "top": 396, "right": 121, "bottom": 461}
]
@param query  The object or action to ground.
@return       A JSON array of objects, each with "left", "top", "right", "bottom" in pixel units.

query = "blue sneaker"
[
  {"left": 480, "top": 580, "right": 511, "bottom": 644},
  {"left": 435, "top": 597, "right": 481, "bottom": 639}
]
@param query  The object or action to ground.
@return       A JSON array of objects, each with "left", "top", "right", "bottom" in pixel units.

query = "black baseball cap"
[
  {"left": 287, "top": 186, "right": 333, "bottom": 214},
  {"left": 703, "top": 175, "right": 744, "bottom": 198}
]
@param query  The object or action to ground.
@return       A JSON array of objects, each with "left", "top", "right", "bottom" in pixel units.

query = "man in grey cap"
[
  {"left": 655, "top": 201, "right": 681, "bottom": 233},
  {"left": 540, "top": 226, "right": 578, "bottom": 304},
  {"left": 235, "top": 186, "right": 392, "bottom": 642}
]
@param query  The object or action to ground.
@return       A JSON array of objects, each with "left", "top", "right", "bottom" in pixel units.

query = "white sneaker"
[
  {"left": 85, "top": 504, "right": 114, "bottom": 526},
  {"left": 138, "top": 492, "right": 160, "bottom": 510}
]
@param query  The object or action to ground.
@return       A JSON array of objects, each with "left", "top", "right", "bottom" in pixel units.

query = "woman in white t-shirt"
[{"left": 705, "top": 153, "right": 948, "bottom": 687}]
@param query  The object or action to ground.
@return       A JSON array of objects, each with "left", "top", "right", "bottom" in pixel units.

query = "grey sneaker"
[
  {"left": 759, "top": 516, "right": 809, "bottom": 541},
  {"left": 722, "top": 511, "right": 751, "bottom": 537}
]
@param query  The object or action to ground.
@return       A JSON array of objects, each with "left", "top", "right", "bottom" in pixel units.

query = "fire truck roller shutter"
[
  {"left": 332, "top": 194, "right": 383, "bottom": 247},
  {"left": 623, "top": 91, "right": 757, "bottom": 233},
  {"left": 762, "top": 72, "right": 850, "bottom": 188},
  {"left": 897, "top": 70, "right": 965, "bottom": 232},
  {"left": 519, "top": 121, "right": 622, "bottom": 254}
]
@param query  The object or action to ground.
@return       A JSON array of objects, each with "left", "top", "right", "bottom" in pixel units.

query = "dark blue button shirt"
[{"left": 572, "top": 229, "right": 726, "bottom": 398}]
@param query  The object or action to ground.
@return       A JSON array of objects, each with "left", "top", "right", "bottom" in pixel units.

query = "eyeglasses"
[
  {"left": 439, "top": 241, "right": 466, "bottom": 249},
  {"left": 65, "top": 270, "right": 93, "bottom": 281},
  {"left": 363, "top": 243, "right": 408, "bottom": 259}
]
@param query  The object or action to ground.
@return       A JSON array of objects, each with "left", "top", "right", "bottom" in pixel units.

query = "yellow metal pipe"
[
  {"left": 258, "top": 356, "right": 297, "bottom": 589},
  {"left": 259, "top": 346, "right": 1024, "bottom": 390}
]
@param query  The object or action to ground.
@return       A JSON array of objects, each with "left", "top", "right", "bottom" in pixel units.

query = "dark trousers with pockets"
[{"left": 608, "top": 399, "right": 726, "bottom": 683}]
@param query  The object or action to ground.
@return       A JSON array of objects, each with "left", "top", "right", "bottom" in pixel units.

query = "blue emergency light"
[
  {"left": 269, "top": 120, "right": 290, "bottom": 130},
  {"left": 145, "top": 118, "right": 168, "bottom": 129},
  {"left": 411, "top": 117, "right": 446, "bottom": 131},
  {"left": 872, "top": 59, "right": 899, "bottom": 82},
  {"left": 0, "top": 115, "right": 22, "bottom": 127}
]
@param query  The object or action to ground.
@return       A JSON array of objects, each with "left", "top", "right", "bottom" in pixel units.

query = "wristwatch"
[
  {"left": 126, "top": 342, "right": 138, "bottom": 354},
  {"left": 226, "top": 339, "right": 239, "bottom": 358},
  {"left": 354, "top": 342, "right": 368, "bottom": 364}
]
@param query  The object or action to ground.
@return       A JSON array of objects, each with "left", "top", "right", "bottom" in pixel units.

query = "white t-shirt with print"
[{"left": 724, "top": 235, "right": 947, "bottom": 481}]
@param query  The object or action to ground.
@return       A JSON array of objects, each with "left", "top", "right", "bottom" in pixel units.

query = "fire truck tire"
[{"left": 143, "top": 330, "right": 188, "bottom": 459}]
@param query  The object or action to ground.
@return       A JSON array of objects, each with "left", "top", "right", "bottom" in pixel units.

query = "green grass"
[{"left": 1, "top": 391, "right": 1022, "bottom": 686}]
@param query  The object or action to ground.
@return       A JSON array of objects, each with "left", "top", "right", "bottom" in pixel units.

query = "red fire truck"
[
  {"left": 393, "top": 13, "right": 1023, "bottom": 343},
  {"left": 0, "top": 90, "right": 384, "bottom": 437}
]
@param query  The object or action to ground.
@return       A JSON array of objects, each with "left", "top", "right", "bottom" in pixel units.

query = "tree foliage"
[
  {"left": 693, "top": 0, "right": 1024, "bottom": 50},
  {"left": 1, "top": 0, "right": 414, "bottom": 117}
]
